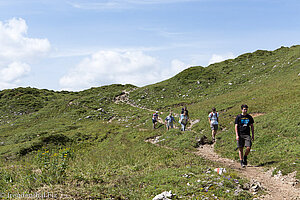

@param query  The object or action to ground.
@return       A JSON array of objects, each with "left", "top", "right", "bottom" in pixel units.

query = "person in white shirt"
[{"left": 208, "top": 107, "right": 219, "bottom": 142}]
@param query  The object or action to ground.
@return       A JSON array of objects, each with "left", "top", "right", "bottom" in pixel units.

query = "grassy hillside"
[
  {"left": 0, "top": 45, "right": 299, "bottom": 199},
  {"left": 128, "top": 45, "right": 300, "bottom": 179},
  {"left": 128, "top": 45, "right": 300, "bottom": 109},
  {"left": 0, "top": 85, "right": 253, "bottom": 199}
]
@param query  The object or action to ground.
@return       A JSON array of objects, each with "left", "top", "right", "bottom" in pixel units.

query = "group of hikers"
[
  {"left": 152, "top": 106, "right": 189, "bottom": 131},
  {"left": 151, "top": 104, "right": 255, "bottom": 168}
]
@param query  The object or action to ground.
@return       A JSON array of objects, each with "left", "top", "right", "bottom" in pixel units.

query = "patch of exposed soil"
[{"left": 195, "top": 144, "right": 300, "bottom": 200}]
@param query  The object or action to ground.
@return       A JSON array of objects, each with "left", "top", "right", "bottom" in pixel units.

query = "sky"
[{"left": 0, "top": 0, "right": 300, "bottom": 91}]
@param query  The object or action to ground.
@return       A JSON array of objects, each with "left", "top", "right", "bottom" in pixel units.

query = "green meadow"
[{"left": 0, "top": 45, "right": 299, "bottom": 199}]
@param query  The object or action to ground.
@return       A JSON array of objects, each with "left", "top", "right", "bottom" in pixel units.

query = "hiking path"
[{"left": 113, "top": 90, "right": 300, "bottom": 200}]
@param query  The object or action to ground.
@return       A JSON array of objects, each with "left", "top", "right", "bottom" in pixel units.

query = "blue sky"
[{"left": 0, "top": 0, "right": 300, "bottom": 91}]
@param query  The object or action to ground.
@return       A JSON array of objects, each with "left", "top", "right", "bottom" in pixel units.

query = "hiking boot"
[
  {"left": 212, "top": 137, "right": 215, "bottom": 143},
  {"left": 243, "top": 156, "right": 248, "bottom": 166},
  {"left": 240, "top": 160, "right": 245, "bottom": 168}
]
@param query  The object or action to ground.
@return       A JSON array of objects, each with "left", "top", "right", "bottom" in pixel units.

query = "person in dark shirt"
[
  {"left": 181, "top": 106, "right": 189, "bottom": 117},
  {"left": 179, "top": 111, "right": 188, "bottom": 131},
  {"left": 235, "top": 104, "right": 254, "bottom": 168},
  {"left": 152, "top": 111, "right": 159, "bottom": 129},
  {"left": 181, "top": 106, "right": 189, "bottom": 126}
]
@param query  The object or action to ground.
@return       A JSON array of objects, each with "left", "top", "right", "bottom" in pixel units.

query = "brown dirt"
[{"left": 195, "top": 143, "right": 300, "bottom": 199}]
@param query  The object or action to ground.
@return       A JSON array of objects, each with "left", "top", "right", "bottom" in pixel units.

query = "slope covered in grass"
[
  {"left": 0, "top": 85, "right": 253, "bottom": 199},
  {"left": 0, "top": 45, "right": 299, "bottom": 199},
  {"left": 129, "top": 45, "right": 300, "bottom": 179},
  {"left": 128, "top": 45, "right": 300, "bottom": 109}
]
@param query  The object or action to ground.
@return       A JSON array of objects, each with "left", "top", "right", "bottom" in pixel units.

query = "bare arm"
[
  {"left": 208, "top": 113, "right": 212, "bottom": 124},
  {"left": 235, "top": 124, "right": 239, "bottom": 141},
  {"left": 250, "top": 124, "right": 254, "bottom": 141}
]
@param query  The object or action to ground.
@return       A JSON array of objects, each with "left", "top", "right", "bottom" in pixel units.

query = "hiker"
[
  {"left": 181, "top": 106, "right": 189, "bottom": 127},
  {"left": 181, "top": 106, "right": 189, "bottom": 118},
  {"left": 152, "top": 111, "right": 159, "bottom": 129},
  {"left": 165, "top": 112, "right": 176, "bottom": 130},
  {"left": 235, "top": 104, "right": 254, "bottom": 168},
  {"left": 179, "top": 110, "right": 188, "bottom": 131},
  {"left": 208, "top": 107, "right": 219, "bottom": 142}
]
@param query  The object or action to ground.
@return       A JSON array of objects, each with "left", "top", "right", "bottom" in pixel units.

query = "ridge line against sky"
[{"left": 0, "top": 0, "right": 300, "bottom": 91}]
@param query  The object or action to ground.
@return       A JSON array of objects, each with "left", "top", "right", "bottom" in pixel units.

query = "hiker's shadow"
[
  {"left": 245, "top": 161, "right": 278, "bottom": 168},
  {"left": 155, "top": 124, "right": 164, "bottom": 129},
  {"left": 252, "top": 161, "right": 278, "bottom": 167}
]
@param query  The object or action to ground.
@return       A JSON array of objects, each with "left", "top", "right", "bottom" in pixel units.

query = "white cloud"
[
  {"left": 0, "top": 18, "right": 51, "bottom": 89},
  {"left": 0, "top": 18, "right": 50, "bottom": 60},
  {"left": 0, "top": 62, "right": 31, "bottom": 82},
  {"left": 170, "top": 59, "right": 187, "bottom": 73},
  {"left": 59, "top": 50, "right": 189, "bottom": 91},
  {"left": 208, "top": 52, "right": 235, "bottom": 65}
]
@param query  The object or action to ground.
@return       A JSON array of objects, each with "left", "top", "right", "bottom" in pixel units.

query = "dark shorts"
[
  {"left": 210, "top": 124, "right": 218, "bottom": 130},
  {"left": 237, "top": 135, "right": 252, "bottom": 148},
  {"left": 152, "top": 119, "right": 157, "bottom": 123}
]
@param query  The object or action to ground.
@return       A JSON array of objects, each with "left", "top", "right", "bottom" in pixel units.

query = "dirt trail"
[
  {"left": 147, "top": 136, "right": 299, "bottom": 199},
  {"left": 192, "top": 113, "right": 299, "bottom": 199},
  {"left": 114, "top": 91, "right": 300, "bottom": 199},
  {"left": 196, "top": 144, "right": 300, "bottom": 200},
  {"left": 114, "top": 89, "right": 154, "bottom": 112},
  {"left": 114, "top": 89, "right": 165, "bottom": 124}
]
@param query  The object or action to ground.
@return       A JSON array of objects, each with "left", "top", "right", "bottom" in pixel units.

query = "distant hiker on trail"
[
  {"left": 181, "top": 106, "right": 189, "bottom": 126},
  {"left": 208, "top": 107, "right": 219, "bottom": 142},
  {"left": 152, "top": 111, "right": 159, "bottom": 129},
  {"left": 181, "top": 106, "right": 189, "bottom": 118},
  {"left": 165, "top": 112, "right": 176, "bottom": 130},
  {"left": 235, "top": 104, "right": 254, "bottom": 168},
  {"left": 179, "top": 110, "right": 188, "bottom": 131}
]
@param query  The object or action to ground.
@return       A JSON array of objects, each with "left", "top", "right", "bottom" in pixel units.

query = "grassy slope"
[
  {"left": 0, "top": 85, "right": 252, "bottom": 199},
  {"left": 129, "top": 46, "right": 299, "bottom": 108},
  {"left": 128, "top": 45, "right": 300, "bottom": 178},
  {"left": 0, "top": 45, "right": 299, "bottom": 199}
]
